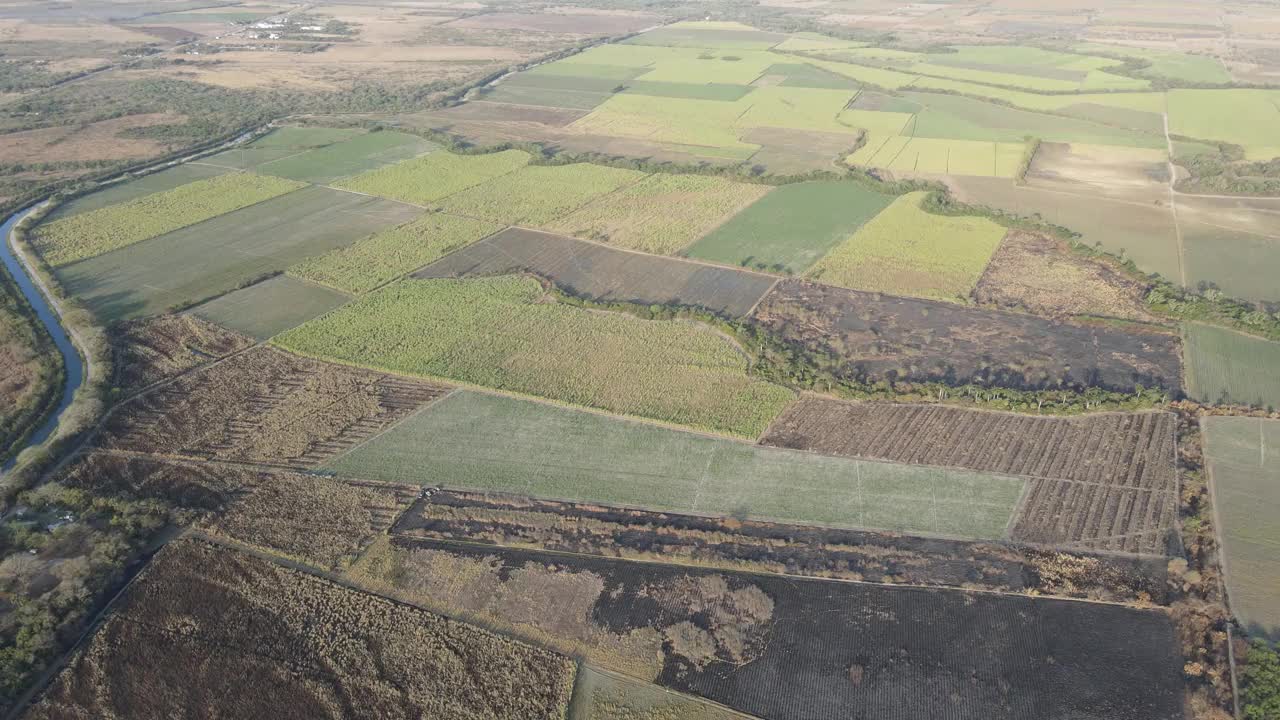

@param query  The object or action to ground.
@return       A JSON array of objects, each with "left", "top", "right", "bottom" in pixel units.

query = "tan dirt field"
[{"left": 0, "top": 113, "right": 183, "bottom": 164}]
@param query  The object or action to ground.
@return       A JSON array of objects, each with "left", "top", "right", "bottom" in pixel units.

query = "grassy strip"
[{"left": 1014, "top": 136, "right": 1041, "bottom": 186}]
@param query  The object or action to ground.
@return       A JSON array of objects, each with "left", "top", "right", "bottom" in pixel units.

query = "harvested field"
[
  {"left": 335, "top": 149, "right": 530, "bottom": 206},
  {"left": 806, "top": 191, "right": 1005, "bottom": 302},
  {"left": 101, "top": 346, "right": 451, "bottom": 468},
  {"left": 548, "top": 174, "right": 771, "bottom": 255},
  {"left": 1026, "top": 142, "right": 1169, "bottom": 203},
  {"left": 45, "top": 163, "right": 230, "bottom": 221},
  {"left": 396, "top": 489, "right": 1172, "bottom": 604},
  {"left": 33, "top": 173, "right": 306, "bottom": 266},
  {"left": 324, "top": 390, "right": 1026, "bottom": 540},
  {"left": 751, "top": 280, "right": 1184, "bottom": 393},
  {"left": 254, "top": 130, "right": 436, "bottom": 184},
  {"left": 110, "top": 314, "right": 253, "bottom": 392},
  {"left": 570, "top": 666, "right": 753, "bottom": 720},
  {"left": 58, "top": 453, "right": 416, "bottom": 568},
  {"left": 1203, "top": 416, "right": 1280, "bottom": 640},
  {"left": 189, "top": 275, "right": 351, "bottom": 341},
  {"left": 57, "top": 185, "right": 421, "bottom": 322},
  {"left": 740, "top": 126, "right": 862, "bottom": 174},
  {"left": 1184, "top": 323, "right": 1280, "bottom": 409},
  {"left": 290, "top": 212, "right": 501, "bottom": 295},
  {"left": 436, "top": 163, "right": 646, "bottom": 225},
  {"left": 685, "top": 181, "right": 895, "bottom": 273},
  {"left": 973, "top": 230, "right": 1159, "bottom": 322},
  {"left": 352, "top": 537, "right": 1186, "bottom": 720},
  {"left": 25, "top": 540, "right": 576, "bottom": 720},
  {"left": 413, "top": 228, "right": 777, "bottom": 318}
]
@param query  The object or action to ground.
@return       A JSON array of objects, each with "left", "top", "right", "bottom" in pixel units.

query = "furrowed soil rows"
[
  {"left": 413, "top": 228, "right": 777, "bottom": 318},
  {"left": 351, "top": 537, "right": 1186, "bottom": 720},
  {"left": 100, "top": 346, "right": 450, "bottom": 467},
  {"left": 751, "top": 280, "right": 1183, "bottom": 393},
  {"left": 25, "top": 540, "right": 576, "bottom": 720},
  {"left": 762, "top": 398, "right": 1180, "bottom": 555},
  {"left": 110, "top": 314, "right": 254, "bottom": 392}
]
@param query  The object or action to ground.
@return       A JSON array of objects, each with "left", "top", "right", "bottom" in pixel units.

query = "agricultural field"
[
  {"left": 275, "top": 276, "right": 794, "bottom": 437},
  {"left": 101, "top": 346, "right": 451, "bottom": 468},
  {"left": 1184, "top": 323, "right": 1280, "bottom": 409},
  {"left": 413, "top": 228, "right": 777, "bottom": 318},
  {"left": 847, "top": 135, "right": 1026, "bottom": 178},
  {"left": 33, "top": 173, "right": 306, "bottom": 266},
  {"left": 336, "top": 149, "right": 531, "bottom": 205},
  {"left": 973, "top": 231, "right": 1159, "bottom": 322},
  {"left": 43, "top": 163, "right": 231, "bottom": 221},
  {"left": 1167, "top": 89, "right": 1280, "bottom": 160},
  {"left": 203, "top": 127, "right": 365, "bottom": 170},
  {"left": 290, "top": 212, "right": 502, "bottom": 294},
  {"left": 252, "top": 130, "right": 436, "bottom": 184},
  {"left": 436, "top": 163, "right": 646, "bottom": 226},
  {"left": 25, "top": 540, "right": 576, "bottom": 719},
  {"left": 350, "top": 538, "right": 1186, "bottom": 720},
  {"left": 806, "top": 191, "right": 1006, "bottom": 302},
  {"left": 1203, "top": 417, "right": 1280, "bottom": 640},
  {"left": 1180, "top": 220, "right": 1280, "bottom": 304},
  {"left": 683, "top": 181, "right": 895, "bottom": 273},
  {"left": 55, "top": 185, "right": 421, "bottom": 322},
  {"left": 396, "top": 489, "right": 1171, "bottom": 603},
  {"left": 752, "top": 280, "right": 1184, "bottom": 393},
  {"left": 548, "top": 174, "right": 771, "bottom": 255},
  {"left": 570, "top": 666, "right": 754, "bottom": 720},
  {"left": 189, "top": 275, "right": 352, "bottom": 340},
  {"left": 110, "top": 314, "right": 253, "bottom": 392},
  {"left": 324, "top": 390, "right": 1026, "bottom": 539}
]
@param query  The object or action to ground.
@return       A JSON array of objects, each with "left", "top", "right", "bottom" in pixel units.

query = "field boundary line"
[
  {"left": 1162, "top": 110, "right": 1188, "bottom": 289},
  {"left": 1004, "top": 476, "right": 1033, "bottom": 540},
  {"left": 743, "top": 276, "right": 781, "bottom": 319},
  {"left": 321, "top": 183, "right": 431, "bottom": 211}
]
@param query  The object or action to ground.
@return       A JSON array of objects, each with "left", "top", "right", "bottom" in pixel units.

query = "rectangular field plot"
[
  {"left": 275, "top": 276, "right": 794, "bottom": 438},
  {"left": 353, "top": 538, "right": 1187, "bottom": 720},
  {"left": 203, "top": 126, "right": 364, "bottom": 169},
  {"left": 324, "top": 390, "right": 1025, "bottom": 539},
  {"left": 752, "top": 280, "right": 1184, "bottom": 393},
  {"left": 762, "top": 398, "right": 1179, "bottom": 555},
  {"left": 1168, "top": 89, "right": 1280, "bottom": 160},
  {"left": 1185, "top": 323, "right": 1280, "bottom": 409},
  {"left": 1181, "top": 220, "right": 1280, "bottom": 304},
  {"left": 56, "top": 186, "right": 421, "bottom": 322},
  {"left": 254, "top": 130, "right": 435, "bottom": 184},
  {"left": 1204, "top": 416, "right": 1280, "bottom": 639},
  {"left": 684, "top": 181, "right": 895, "bottom": 273},
  {"left": 101, "top": 346, "right": 451, "bottom": 468},
  {"left": 413, "top": 228, "right": 776, "bottom": 318},
  {"left": 806, "top": 191, "right": 1005, "bottom": 302},
  {"left": 335, "top": 149, "right": 530, "bottom": 206},
  {"left": 188, "top": 275, "right": 351, "bottom": 340},
  {"left": 45, "top": 163, "right": 230, "bottom": 221},
  {"left": 24, "top": 540, "right": 576, "bottom": 720},
  {"left": 570, "top": 666, "right": 751, "bottom": 720},
  {"left": 548, "top": 173, "right": 771, "bottom": 255},
  {"left": 34, "top": 173, "right": 306, "bottom": 266},
  {"left": 436, "top": 163, "right": 646, "bottom": 225}
]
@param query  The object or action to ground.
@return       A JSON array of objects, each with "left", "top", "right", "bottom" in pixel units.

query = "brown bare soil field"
[
  {"left": 129, "top": 25, "right": 201, "bottom": 41},
  {"left": 59, "top": 453, "right": 417, "bottom": 568},
  {"left": 761, "top": 397, "right": 1180, "bottom": 556},
  {"left": 740, "top": 127, "right": 854, "bottom": 174},
  {"left": 396, "top": 489, "right": 1171, "bottom": 604},
  {"left": 1027, "top": 142, "right": 1169, "bottom": 204},
  {"left": 446, "top": 11, "right": 658, "bottom": 34},
  {"left": 0, "top": 113, "right": 183, "bottom": 164},
  {"left": 101, "top": 346, "right": 451, "bottom": 467},
  {"left": 750, "top": 279, "right": 1183, "bottom": 393},
  {"left": 111, "top": 314, "right": 254, "bottom": 392},
  {"left": 973, "top": 231, "right": 1160, "bottom": 322},
  {"left": 24, "top": 539, "right": 576, "bottom": 720}
]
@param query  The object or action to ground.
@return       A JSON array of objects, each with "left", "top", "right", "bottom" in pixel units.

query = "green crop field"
[
  {"left": 1073, "top": 43, "right": 1232, "bottom": 84},
  {"left": 203, "top": 126, "right": 363, "bottom": 169},
  {"left": 57, "top": 186, "right": 420, "bottom": 322},
  {"left": 323, "top": 390, "right": 1025, "bottom": 538},
  {"left": 437, "top": 164, "right": 647, "bottom": 226},
  {"left": 33, "top": 173, "right": 306, "bottom": 267},
  {"left": 548, "top": 174, "right": 771, "bottom": 255},
  {"left": 807, "top": 192, "right": 1005, "bottom": 302},
  {"left": 289, "top": 212, "right": 502, "bottom": 294},
  {"left": 45, "top": 164, "right": 231, "bottom": 221},
  {"left": 621, "top": 80, "right": 754, "bottom": 101},
  {"left": 1181, "top": 221, "right": 1280, "bottom": 304},
  {"left": 480, "top": 84, "right": 614, "bottom": 111},
  {"left": 336, "top": 149, "right": 531, "bottom": 206},
  {"left": 1203, "top": 416, "right": 1280, "bottom": 640},
  {"left": 254, "top": 131, "right": 436, "bottom": 184},
  {"left": 736, "top": 86, "right": 861, "bottom": 135},
  {"left": 189, "top": 275, "right": 351, "bottom": 340},
  {"left": 904, "top": 92, "right": 1165, "bottom": 148},
  {"left": 849, "top": 135, "right": 1024, "bottom": 177},
  {"left": 571, "top": 94, "right": 754, "bottom": 150},
  {"left": 684, "top": 180, "right": 895, "bottom": 273},
  {"left": 1184, "top": 323, "right": 1280, "bottom": 409},
  {"left": 275, "top": 275, "right": 793, "bottom": 437},
  {"left": 762, "top": 62, "right": 860, "bottom": 90},
  {"left": 1168, "top": 90, "right": 1280, "bottom": 160}
]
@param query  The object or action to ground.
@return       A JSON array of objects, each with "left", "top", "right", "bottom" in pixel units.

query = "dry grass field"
[{"left": 110, "top": 314, "right": 254, "bottom": 392}]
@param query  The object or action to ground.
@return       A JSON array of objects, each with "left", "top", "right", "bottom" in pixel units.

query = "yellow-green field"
[
  {"left": 335, "top": 149, "right": 530, "bottom": 205},
  {"left": 437, "top": 164, "right": 647, "bottom": 226}
]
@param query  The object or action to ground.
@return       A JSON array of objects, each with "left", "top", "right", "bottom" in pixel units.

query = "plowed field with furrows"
[
  {"left": 101, "top": 347, "right": 450, "bottom": 467},
  {"left": 1011, "top": 478, "right": 1178, "bottom": 556}
]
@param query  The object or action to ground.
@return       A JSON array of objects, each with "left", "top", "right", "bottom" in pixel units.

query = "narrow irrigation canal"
[{"left": 1, "top": 206, "right": 84, "bottom": 470}]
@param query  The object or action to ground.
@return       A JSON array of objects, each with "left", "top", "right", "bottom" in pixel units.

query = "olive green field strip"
[
  {"left": 56, "top": 185, "right": 422, "bottom": 322},
  {"left": 274, "top": 275, "right": 794, "bottom": 438},
  {"left": 188, "top": 275, "right": 352, "bottom": 341},
  {"left": 1184, "top": 323, "right": 1280, "bottom": 410},
  {"left": 45, "top": 163, "right": 232, "bottom": 221},
  {"left": 253, "top": 130, "right": 437, "bottom": 185},
  {"left": 335, "top": 149, "right": 532, "bottom": 206},
  {"left": 1203, "top": 416, "right": 1280, "bottom": 641},
  {"left": 412, "top": 227, "right": 778, "bottom": 318},
  {"left": 435, "top": 163, "right": 647, "bottom": 226},
  {"left": 34, "top": 173, "right": 307, "bottom": 266},
  {"left": 202, "top": 126, "right": 365, "bottom": 170},
  {"left": 323, "top": 390, "right": 1027, "bottom": 540}
]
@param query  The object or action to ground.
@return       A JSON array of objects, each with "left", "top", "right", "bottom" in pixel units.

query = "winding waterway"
[{"left": 1, "top": 206, "right": 85, "bottom": 471}]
